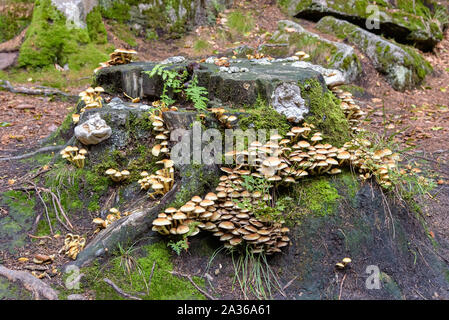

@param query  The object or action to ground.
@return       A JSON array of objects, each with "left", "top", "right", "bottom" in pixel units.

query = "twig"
[
  {"left": 35, "top": 190, "right": 53, "bottom": 235},
  {"left": 27, "top": 234, "right": 52, "bottom": 241},
  {"left": 103, "top": 278, "right": 142, "bottom": 300},
  {"left": 0, "top": 146, "right": 64, "bottom": 162},
  {"left": 338, "top": 273, "right": 347, "bottom": 300},
  {"left": 170, "top": 271, "right": 216, "bottom": 300},
  {"left": 282, "top": 276, "right": 298, "bottom": 291},
  {"left": 147, "top": 261, "right": 156, "bottom": 295},
  {"left": 0, "top": 79, "right": 78, "bottom": 101}
]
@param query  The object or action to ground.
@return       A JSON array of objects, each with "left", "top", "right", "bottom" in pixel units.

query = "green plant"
[
  {"left": 167, "top": 239, "right": 189, "bottom": 256},
  {"left": 144, "top": 64, "right": 188, "bottom": 106},
  {"left": 114, "top": 242, "right": 150, "bottom": 294},
  {"left": 144, "top": 65, "right": 209, "bottom": 111},
  {"left": 185, "top": 76, "right": 209, "bottom": 112},
  {"left": 167, "top": 220, "right": 201, "bottom": 255},
  {"left": 193, "top": 39, "right": 211, "bottom": 53}
]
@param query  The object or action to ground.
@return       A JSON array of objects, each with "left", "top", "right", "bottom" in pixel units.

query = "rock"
[
  {"left": 74, "top": 113, "right": 112, "bottom": 145},
  {"left": 51, "top": 0, "right": 98, "bottom": 29},
  {"left": 67, "top": 294, "right": 87, "bottom": 300},
  {"left": 271, "top": 83, "right": 308, "bottom": 123},
  {"left": 282, "top": 0, "right": 446, "bottom": 51},
  {"left": 292, "top": 61, "right": 346, "bottom": 87},
  {"left": 160, "top": 56, "right": 186, "bottom": 65},
  {"left": 270, "top": 20, "right": 361, "bottom": 83},
  {"left": 316, "top": 16, "right": 433, "bottom": 91},
  {"left": 0, "top": 52, "right": 18, "bottom": 70}
]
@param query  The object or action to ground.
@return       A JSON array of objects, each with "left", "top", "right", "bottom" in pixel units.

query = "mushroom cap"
[
  {"left": 180, "top": 203, "right": 195, "bottom": 212},
  {"left": 165, "top": 207, "right": 177, "bottom": 214},
  {"left": 337, "top": 151, "right": 351, "bottom": 159},
  {"left": 342, "top": 257, "right": 352, "bottom": 264},
  {"left": 220, "top": 233, "right": 234, "bottom": 241},
  {"left": 151, "top": 182, "right": 164, "bottom": 190},
  {"left": 191, "top": 196, "right": 203, "bottom": 203},
  {"left": 243, "top": 233, "right": 260, "bottom": 241},
  {"left": 172, "top": 212, "right": 187, "bottom": 220},
  {"left": 177, "top": 224, "right": 190, "bottom": 235},
  {"left": 200, "top": 199, "right": 215, "bottom": 207},
  {"left": 153, "top": 217, "right": 171, "bottom": 226},
  {"left": 205, "top": 192, "right": 218, "bottom": 201},
  {"left": 218, "top": 221, "right": 235, "bottom": 230},
  {"left": 105, "top": 168, "right": 117, "bottom": 175}
]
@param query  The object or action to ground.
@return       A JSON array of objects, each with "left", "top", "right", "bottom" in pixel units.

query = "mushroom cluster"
[
  {"left": 294, "top": 51, "right": 310, "bottom": 60},
  {"left": 209, "top": 107, "right": 238, "bottom": 129},
  {"left": 246, "top": 52, "right": 273, "bottom": 60},
  {"left": 342, "top": 139, "right": 399, "bottom": 187},
  {"left": 331, "top": 87, "right": 366, "bottom": 133},
  {"left": 59, "top": 233, "right": 86, "bottom": 260},
  {"left": 152, "top": 173, "right": 291, "bottom": 255},
  {"left": 149, "top": 111, "right": 171, "bottom": 157},
  {"left": 213, "top": 57, "right": 230, "bottom": 67},
  {"left": 139, "top": 159, "right": 175, "bottom": 198},
  {"left": 60, "top": 146, "right": 87, "bottom": 168},
  {"left": 94, "top": 49, "right": 137, "bottom": 73},
  {"left": 105, "top": 168, "right": 130, "bottom": 183},
  {"left": 92, "top": 208, "right": 130, "bottom": 233},
  {"left": 335, "top": 257, "right": 352, "bottom": 270},
  {"left": 79, "top": 86, "right": 104, "bottom": 112},
  {"left": 221, "top": 123, "right": 347, "bottom": 183}
]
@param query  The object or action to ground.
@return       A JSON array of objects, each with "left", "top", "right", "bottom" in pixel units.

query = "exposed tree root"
[
  {"left": 0, "top": 80, "right": 78, "bottom": 102},
  {"left": 0, "top": 265, "right": 59, "bottom": 300},
  {"left": 0, "top": 145, "right": 63, "bottom": 162}
]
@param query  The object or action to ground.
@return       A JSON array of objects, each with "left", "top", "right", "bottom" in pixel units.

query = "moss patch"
[
  {"left": 287, "top": 176, "right": 340, "bottom": 220},
  {"left": 0, "top": 190, "right": 36, "bottom": 252},
  {"left": 18, "top": 0, "right": 109, "bottom": 69},
  {"left": 75, "top": 242, "right": 206, "bottom": 300},
  {"left": 238, "top": 98, "right": 291, "bottom": 137}
]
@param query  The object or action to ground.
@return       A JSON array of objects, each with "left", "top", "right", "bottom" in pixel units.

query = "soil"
[{"left": 0, "top": 0, "right": 448, "bottom": 300}]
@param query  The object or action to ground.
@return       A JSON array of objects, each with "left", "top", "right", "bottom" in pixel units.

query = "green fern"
[
  {"left": 185, "top": 75, "right": 209, "bottom": 112},
  {"left": 144, "top": 64, "right": 188, "bottom": 106}
]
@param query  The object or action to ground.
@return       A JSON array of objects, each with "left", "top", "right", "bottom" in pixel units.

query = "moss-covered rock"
[
  {"left": 99, "top": 0, "right": 229, "bottom": 39},
  {"left": 18, "top": 0, "right": 108, "bottom": 69},
  {"left": 280, "top": 0, "right": 447, "bottom": 51},
  {"left": 316, "top": 16, "right": 432, "bottom": 91},
  {"left": 269, "top": 20, "right": 361, "bottom": 82}
]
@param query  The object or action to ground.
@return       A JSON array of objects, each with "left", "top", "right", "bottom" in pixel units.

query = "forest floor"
[{"left": 0, "top": 0, "right": 448, "bottom": 299}]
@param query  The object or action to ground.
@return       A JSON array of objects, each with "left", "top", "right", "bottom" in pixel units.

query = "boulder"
[
  {"left": 269, "top": 20, "right": 361, "bottom": 83},
  {"left": 281, "top": 0, "right": 447, "bottom": 51},
  {"left": 316, "top": 16, "right": 433, "bottom": 91}
]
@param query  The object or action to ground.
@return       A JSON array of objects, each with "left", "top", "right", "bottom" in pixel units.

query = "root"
[
  {"left": 0, "top": 145, "right": 64, "bottom": 162},
  {"left": 169, "top": 271, "right": 216, "bottom": 300},
  {"left": 0, "top": 80, "right": 78, "bottom": 102},
  {"left": 0, "top": 265, "right": 58, "bottom": 300},
  {"left": 103, "top": 278, "right": 142, "bottom": 300}
]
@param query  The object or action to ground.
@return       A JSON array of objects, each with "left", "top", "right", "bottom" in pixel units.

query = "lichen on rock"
[
  {"left": 271, "top": 82, "right": 308, "bottom": 123},
  {"left": 75, "top": 113, "right": 112, "bottom": 145}
]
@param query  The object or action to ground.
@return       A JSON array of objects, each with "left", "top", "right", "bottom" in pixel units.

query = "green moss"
[
  {"left": 18, "top": 0, "right": 109, "bottom": 69},
  {"left": 288, "top": 176, "right": 340, "bottom": 219},
  {"left": 338, "top": 84, "right": 366, "bottom": 98},
  {"left": 239, "top": 99, "right": 291, "bottom": 137},
  {"left": 0, "top": 190, "right": 36, "bottom": 252},
  {"left": 80, "top": 242, "right": 206, "bottom": 300},
  {"left": 86, "top": 6, "right": 107, "bottom": 44},
  {"left": 300, "top": 79, "right": 350, "bottom": 147}
]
